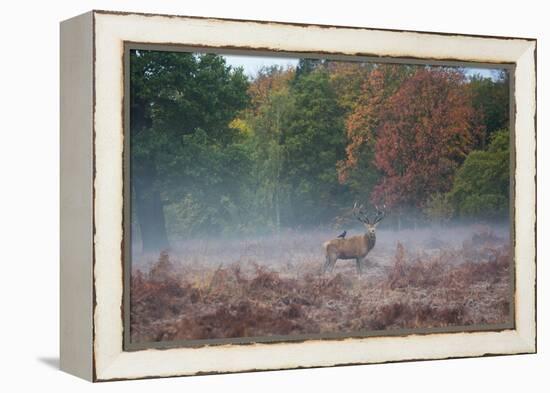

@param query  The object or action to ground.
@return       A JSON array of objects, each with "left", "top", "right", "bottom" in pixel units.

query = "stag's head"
[{"left": 353, "top": 202, "right": 386, "bottom": 235}]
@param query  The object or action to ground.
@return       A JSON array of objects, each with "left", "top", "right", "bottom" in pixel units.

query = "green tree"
[
  {"left": 293, "top": 58, "right": 324, "bottom": 81},
  {"left": 469, "top": 70, "right": 510, "bottom": 149},
  {"left": 449, "top": 129, "right": 510, "bottom": 218},
  {"left": 130, "top": 50, "right": 249, "bottom": 251},
  {"left": 423, "top": 193, "right": 454, "bottom": 225},
  {"left": 246, "top": 87, "right": 294, "bottom": 231},
  {"left": 283, "top": 70, "right": 348, "bottom": 225}
]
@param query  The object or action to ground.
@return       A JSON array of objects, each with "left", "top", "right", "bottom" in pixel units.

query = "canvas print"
[{"left": 127, "top": 49, "right": 512, "bottom": 346}]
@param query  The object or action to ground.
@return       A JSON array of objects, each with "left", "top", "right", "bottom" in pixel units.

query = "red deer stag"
[{"left": 323, "top": 203, "right": 386, "bottom": 275}]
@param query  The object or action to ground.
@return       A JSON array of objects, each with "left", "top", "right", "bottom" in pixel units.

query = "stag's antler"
[
  {"left": 372, "top": 204, "right": 387, "bottom": 224},
  {"left": 353, "top": 202, "right": 370, "bottom": 224},
  {"left": 353, "top": 202, "right": 387, "bottom": 225}
]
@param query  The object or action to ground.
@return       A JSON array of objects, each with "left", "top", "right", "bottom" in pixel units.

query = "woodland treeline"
[{"left": 130, "top": 50, "right": 510, "bottom": 251}]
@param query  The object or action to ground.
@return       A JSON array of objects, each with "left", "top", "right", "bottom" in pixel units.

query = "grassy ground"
[{"left": 130, "top": 225, "right": 511, "bottom": 343}]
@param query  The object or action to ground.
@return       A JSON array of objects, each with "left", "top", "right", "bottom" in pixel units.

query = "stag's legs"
[
  {"left": 323, "top": 255, "right": 331, "bottom": 274},
  {"left": 329, "top": 258, "right": 337, "bottom": 272},
  {"left": 355, "top": 257, "right": 364, "bottom": 275},
  {"left": 323, "top": 255, "right": 337, "bottom": 274}
]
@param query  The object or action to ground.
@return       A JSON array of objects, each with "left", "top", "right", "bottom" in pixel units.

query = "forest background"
[{"left": 129, "top": 51, "right": 510, "bottom": 253}]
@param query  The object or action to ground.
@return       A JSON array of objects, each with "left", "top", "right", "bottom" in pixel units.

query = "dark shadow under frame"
[{"left": 122, "top": 41, "right": 517, "bottom": 352}]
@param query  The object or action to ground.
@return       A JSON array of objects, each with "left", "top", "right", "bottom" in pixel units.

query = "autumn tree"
[
  {"left": 326, "top": 61, "right": 373, "bottom": 112},
  {"left": 246, "top": 65, "right": 294, "bottom": 115},
  {"left": 337, "top": 64, "right": 416, "bottom": 201},
  {"left": 371, "top": 68, "right": 480, "bottom": 217}
]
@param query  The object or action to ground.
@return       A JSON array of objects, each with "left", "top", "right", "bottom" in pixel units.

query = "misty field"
[{"left": 130, "top": 224, "right": 512, "bottom": 343}]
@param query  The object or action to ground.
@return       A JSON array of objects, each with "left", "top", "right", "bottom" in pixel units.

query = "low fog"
[{"left": 132, "top": 221, "right": 510, "bottom": 273}]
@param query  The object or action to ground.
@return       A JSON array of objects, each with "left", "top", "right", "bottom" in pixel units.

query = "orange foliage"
[
  {"left": 371, "top": 68, "right": 483, "bottom": 208},
  {"left": 337, "top": 64, "right": 414, "bottom": 184},
  {"left": 247, "top": 67, "right": 294, "bottom": 115}
]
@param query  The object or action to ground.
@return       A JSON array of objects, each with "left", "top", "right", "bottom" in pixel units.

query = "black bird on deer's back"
[{"left": 337, "top": 230, "right": 347, "bottom": 239}]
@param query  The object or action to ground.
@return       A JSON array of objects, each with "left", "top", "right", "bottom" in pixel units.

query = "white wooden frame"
[{"left": 60, "top": 10, "right": 536, "bottom": 382}]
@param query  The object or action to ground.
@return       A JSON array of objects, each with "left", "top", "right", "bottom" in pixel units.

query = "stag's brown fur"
[
  {"left": 323, "top": 204, "right": 385, "bottom": 275},
  {"left": 323, "top": 229, "right": 376, "bottom": 274}
]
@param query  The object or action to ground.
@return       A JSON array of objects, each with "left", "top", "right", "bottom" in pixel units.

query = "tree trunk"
[
  {"left": 133, "top": 163, "right": 170, "bottom": 254},
  {"left": 275, "top": 187, "right": 280, "bottom": 234},
  {"left": 130, "top": 93, "right": 169, "bottom": 254}
]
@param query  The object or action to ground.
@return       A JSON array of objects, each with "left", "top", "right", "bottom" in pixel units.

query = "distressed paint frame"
[{"left": 60, "top": 10, "right": 536, "bottom": 382}]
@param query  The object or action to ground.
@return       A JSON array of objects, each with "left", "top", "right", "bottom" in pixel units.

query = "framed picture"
[{"left": 60, "top": 10, "right": 537, "bottom": 381}]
